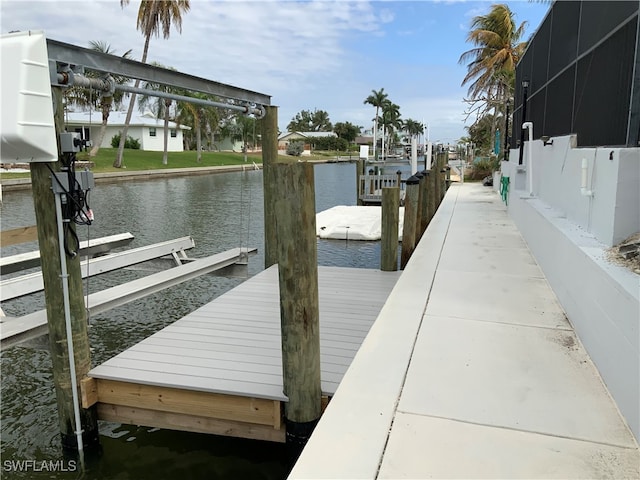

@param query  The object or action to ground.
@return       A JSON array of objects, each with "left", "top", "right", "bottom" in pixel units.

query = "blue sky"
[{"left": 1, "top": 0, "right": 550, "bottom": 144}]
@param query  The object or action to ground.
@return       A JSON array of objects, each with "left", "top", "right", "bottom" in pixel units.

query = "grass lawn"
[
  {"left": 0, "top": 147, "right": 354, "bottom": 180},
  {"left": 1, "top": 148, "right": 265, "bottom": 179},
  {"left": 82, "top": 148, "right": 264, "bottom": 173}
]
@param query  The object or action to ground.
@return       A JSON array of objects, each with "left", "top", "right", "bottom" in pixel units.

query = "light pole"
[{"left": 518, "top": 79, "right": 529, "bottom": 165}]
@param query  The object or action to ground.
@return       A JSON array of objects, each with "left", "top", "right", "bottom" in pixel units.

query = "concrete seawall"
[
  {"left": 289, "top": 182, "right": 639, "bottom": 479},
  {"left": 0, "top": 164, "right": 263, "bottom": 192}
]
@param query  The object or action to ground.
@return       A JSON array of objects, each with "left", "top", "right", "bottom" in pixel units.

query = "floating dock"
[
  {"left": 316, "top": 205, "right": 404, "bottom": 241},
  {"left": 83, "top": 265, "right": 401, "bottom": 442}
]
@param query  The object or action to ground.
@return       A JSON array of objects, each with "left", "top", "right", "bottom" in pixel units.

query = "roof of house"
[
  {"left": 278, "top": 131, "right": 337, "bottom": 140},
  {"left": 65, "top": 110, "right": 190, "bottom": 130}
]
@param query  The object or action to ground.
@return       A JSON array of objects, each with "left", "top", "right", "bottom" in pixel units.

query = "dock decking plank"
[{"left": 90, "top": 265, "right": 401, "bottom": 402}]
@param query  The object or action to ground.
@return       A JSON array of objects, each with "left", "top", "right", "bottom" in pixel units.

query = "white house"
[{"left": 65, "top": 110, "right": 189, "bottom": 152}]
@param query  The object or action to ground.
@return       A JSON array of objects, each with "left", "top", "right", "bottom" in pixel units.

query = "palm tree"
[
  {"left": 235, "top": 115, "right": 257, "bottom": 162},
  {"left": 138, "top": 62, "right": 178, "bottom": 165},
  {"left": 458, "top": 4, "right": 527, "bottom": 154},
  {"left": 363, "top": 88, "right": 388, "bottom": 160},
  {"left": 380, "top": 101, "right": 401, "bottom": 158},
  {"left": 115, "top": 0, "right": 191, "bottom": 168},
  {"left": 175, "top": 92, "right": 219, "bottom": 162},
  {"left": 218, "top": 115, "right": 257, "bottom": 162},
  {"left": 63, "top": 41, "right": 132, "bottom": 157},
  {"left": 403, "top": 119, "right": 424, "bottom": 140}
]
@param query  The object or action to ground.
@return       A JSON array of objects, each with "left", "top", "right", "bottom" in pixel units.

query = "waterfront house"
[{"left": 65, "top": 110, "right": 189, "bottom": 152}]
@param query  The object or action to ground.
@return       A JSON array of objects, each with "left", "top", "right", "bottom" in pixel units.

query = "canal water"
[{"left": 0, "top": 161, "right": 411, "bottom": 479}]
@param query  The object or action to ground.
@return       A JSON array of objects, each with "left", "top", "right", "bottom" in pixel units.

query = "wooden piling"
[
  {"left": 31, "top": 87, "right": 98, "bottom": 450},
  {"left": 438, "top": 152, "right": 448, "bottom": 205},
  {"left": 426, "top": 168, "right": 437, "bottom": 230},
  {"left": 381, "top": 187, "right": 400, "bottom": 271},
  {"left": 439, "top": 153, "right": 447, "bottom": 201},
  {"left": 369, "top": 171, "right": 375, "bottom": 195},
  {"left": 400, "top": 176, "right": 420, "bottom": 269},
  {"left": 272, "top": 162, "right": 321, "bottom": 454},
  {"left": 419, "top": 170, "right": 430, "bottom": 236},
  {"left": 356, "top": 159, "right": 364, "bottom": 206},
  {"left": 413, "top": 171, "right": 424, "bottom": 245},
  {"left": 262, "top": 105, "right": 279, "bottom": 268}
]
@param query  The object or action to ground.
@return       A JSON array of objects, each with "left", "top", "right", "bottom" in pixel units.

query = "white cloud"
[{"left": 1, "top": 0, "right": 470, "bottom": 137}]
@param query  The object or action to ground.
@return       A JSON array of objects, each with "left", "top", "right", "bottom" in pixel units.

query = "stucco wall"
[
  {"left": 74, "top": 124, "right": 184, "bottom": 152},
  {"left": 501, "top": 138, "right": 640, "bottom": 442},
  {"left": 139, "top": 126, "right": 184, "bottom": 152},
  {"left": 504, "top": 135, "right": 639, "bottom": 247}
]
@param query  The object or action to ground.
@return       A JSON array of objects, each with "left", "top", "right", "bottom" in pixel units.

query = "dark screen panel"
[
  {"left": 513, "top": 1, "right": 638, "bottom": 147},
  {"left": 544, "top": 64, "right": 576, "bottom": 138},
  {"left": 578, "top": 1, "right": 639, "bottom": 54},
  {"left": 532, "top": 13, "right": 552, "bottom": 91},
  {"left": 548, "top": 1, "right": 580, "bottom": 79},
  {"left": 574, "top": 18, "right": 636, "bottom": 146},
  {"left": 530, "top": 86, "right": 546, "bottom": 139}
]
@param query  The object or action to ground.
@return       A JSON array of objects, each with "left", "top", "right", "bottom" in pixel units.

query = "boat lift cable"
[
  {"left": 56, "top": 72, "right": 266, "bottom": 118},
  {"left": 239, "top": 172, "right": 245, "bottom": 252},
  {"left": 245, "top": 173, "right": 253, "bottom": 260}
]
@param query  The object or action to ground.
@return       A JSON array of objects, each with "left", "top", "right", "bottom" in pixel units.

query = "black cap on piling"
[
  {"left": 414, "top": 171, "right": 424, "bottom": 179},
  {"left": 406, "top": 175, "right": 420, "bottom": 185}
]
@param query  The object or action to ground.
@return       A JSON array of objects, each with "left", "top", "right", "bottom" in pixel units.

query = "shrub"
[
  {"left": 110, "top": 132, "right": 141, "bottom": 149},
  {"left": 311, "top": 136, "right": 348, "bottom": 151},
  {"left": 286, "top": 141, "right": 304, "bottom": 156},
  {"left": 470, "top": 156, "right": 499, "bottom": 180}
]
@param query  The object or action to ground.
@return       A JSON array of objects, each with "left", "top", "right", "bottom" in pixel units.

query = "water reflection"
[{"left": 0, "top": 162, "right": 405, "bottom": 479}]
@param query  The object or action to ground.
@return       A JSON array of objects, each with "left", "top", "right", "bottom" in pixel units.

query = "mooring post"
[
  {"left": 419, "top": 170, "right": 430, "bottom": 236},
  {"left": 426, "top": 168, "right": 436, "bottom": 230},
  {"left": 381, "top": 187, "right": 400, "bottom": 271},
  {"left": 439, "top": 153, "right": 447, "bottom": 201},
  {"left": 413, "top": 171, "right": 425, "bottom": 245},
  {"left": 272, "top": 161, "right": 321, "bottom": 457},
  {"left": 30, "top": 87, "right": 99, "bottom": 452},
  {"left": 262, "top": 105, "right": 279, "bottom": 268},
  {"left": 445, "top": 165, "right": 452, "bottom": 190},
  {"left": 368, "top": 168, "right": 375, "bottom": 195},
  {"left": 396, "top": 169, "right": 402, "bottom": 189},
  {"left": 356, "top": 158, "right": 364, "bottom": 206},
  {"left": 436, "top": 152, "right": 447, "bottom": 207},
  {"left": 400, "top": 175, "right": 420, "bottom": 269}
]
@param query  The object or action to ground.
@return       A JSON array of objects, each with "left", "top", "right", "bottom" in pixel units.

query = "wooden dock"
[{"left": 83, "top": 265, "right": 401, "bottom": 442}]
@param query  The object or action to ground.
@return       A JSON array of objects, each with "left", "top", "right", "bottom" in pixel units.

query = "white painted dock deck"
[
  {"left": 290, "top": 182, "right": 639, "bottom": 479},
  {"left": 89, "top": 265, "right": 401, "bottom": 402}
]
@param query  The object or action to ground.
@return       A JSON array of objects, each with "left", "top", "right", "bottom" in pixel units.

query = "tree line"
[
  {"left": 285, "top": 91, "right": 425, "bottom": 158},
  {"left": 64, "top": 0, "right": 260, "bottom": 167},
  {"left": 65, "top": 1, "right": 530, "bottom": 167}
]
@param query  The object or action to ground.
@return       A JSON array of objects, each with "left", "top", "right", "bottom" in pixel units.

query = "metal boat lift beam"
[
  {"left": 1, "top": 236, "right": 196, "bottom": 302},
  {"left": 0, "top": 247, "right": 257, "bottom": 350},
  {"left": 46, "top": 38, "right": 271, "bottom": 107},
  {"left": 0, "top": 232, "right": 135, "bottom": 275}
]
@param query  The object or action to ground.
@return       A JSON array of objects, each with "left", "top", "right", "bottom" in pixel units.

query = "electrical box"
[
  {"left": 60, "top": 132, "right": 81, "bottom": 153},
  {"left": 1, "top": 30, "right": 58, "bottom": 163}
]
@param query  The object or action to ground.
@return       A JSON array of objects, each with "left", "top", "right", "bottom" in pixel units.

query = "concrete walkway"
[{"left": 290, "top": 182, "right": 639, "bottom": 479}]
